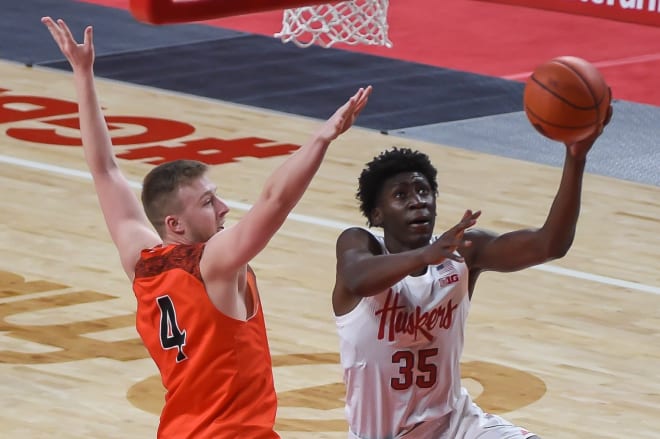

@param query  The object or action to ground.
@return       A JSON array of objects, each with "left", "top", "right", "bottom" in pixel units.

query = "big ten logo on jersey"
[
  {"left": 0, "top": 87, "right": 300, "bottom": 165},
  {"left": 436, "top": 262, "right": 460, "bottom": 287},
  {"left": 0, "top": 270, "right": 547, "bottom": 432}
]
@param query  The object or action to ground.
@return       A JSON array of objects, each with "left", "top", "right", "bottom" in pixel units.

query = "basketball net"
[{"left": 275, "top": 0, "right": 392, "bottom": 48}]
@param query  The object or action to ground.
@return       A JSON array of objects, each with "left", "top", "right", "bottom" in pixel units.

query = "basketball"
[{"left": 523, "top": 56, "right": 611, "bottom": 144}]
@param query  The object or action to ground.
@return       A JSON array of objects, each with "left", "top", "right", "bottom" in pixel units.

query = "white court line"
[
  {"left": 502, "top": 52, "right": 660, "bottom": 80},
  {"left": 2, "top": 153, "right": 659, "bottom": 296}
]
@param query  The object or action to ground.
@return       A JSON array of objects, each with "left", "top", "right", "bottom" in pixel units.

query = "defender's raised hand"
[
  {"left": 316, "top": 86, "right": 372, "bottom": 143},
  {"left": 41, "top": 17, "right": 94, "bottom": 72}
]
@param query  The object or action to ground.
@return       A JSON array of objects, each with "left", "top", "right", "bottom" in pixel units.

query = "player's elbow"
[
  {"left": 535, "top": 226, "right": 576, "bottom": 261},
  {"left": 545, "top": 237, "right": 574, "bottom": 260},
  {"left": 341, "top": 276, "right": 364, "bottom": 296},
  {"left": 261, "top": 185, "right": 297, "bottom": 214},
  {"left": 341, "top": 275, "right": 385, "bottom": 298}
]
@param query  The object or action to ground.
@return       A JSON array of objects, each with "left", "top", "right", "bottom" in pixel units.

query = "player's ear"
[
  {"left": 370, "top": 208, "right": 383, "bottom": 227},
  {"left": 165, "top": 215, "right": 185, "bottom": 234}
]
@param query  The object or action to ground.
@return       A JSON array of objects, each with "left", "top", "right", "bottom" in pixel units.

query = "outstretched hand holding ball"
[{"left": 524, "top": 56, "right": 613, "bottom": 153}]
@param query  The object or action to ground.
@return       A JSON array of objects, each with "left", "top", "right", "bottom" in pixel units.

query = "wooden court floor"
[{"left": 1, "top": 60, "right": 659, "bottom": 438}]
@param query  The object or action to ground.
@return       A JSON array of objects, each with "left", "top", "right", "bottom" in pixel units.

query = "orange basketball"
[{"left": 523, "top": 56, "right": 611, "bottom": 144}]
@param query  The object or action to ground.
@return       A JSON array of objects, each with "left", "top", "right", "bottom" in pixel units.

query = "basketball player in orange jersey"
[
  {"left": 332, "top": 109, "right": 612, "bottom": 437},
  {"left": 41, "top": 16, "right": 371, "bottom": 439}
]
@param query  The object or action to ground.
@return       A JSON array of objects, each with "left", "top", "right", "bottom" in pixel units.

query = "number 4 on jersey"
[{"left": 157, "top": 295, "right": 188, "bottom": 363}]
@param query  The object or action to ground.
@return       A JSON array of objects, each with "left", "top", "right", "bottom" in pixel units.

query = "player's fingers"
[
  {"left": 354, "top": 88, "right": 371, "bottom": 114},
  {"left": 452, "top": 209, "right": 480, "bottom": 232},
  {"left": 41, "top": 16, "right": 59, "bottom": 30},
  {"left": 461, "top": 209, "right": 481, "bottom": 221},
  {"left": 437, "top": 235, "right": 466, "bottom": 250},
  {"left": 359, "top": 85, "right": 372, "bottom": 103},
  {"left": 345, "top": 90, "right": 368, "bottom": 123},
  {"left": 84, "top": 25, "right": 93, "bottom": 47},
  {"left": 456, "top": 237, "right": 473, "bottom": 248},
  {"left": 42, "top": 17, "right": 64, "bottom": 44},
  {"left": 444, "top": 223, "right": 467, "bottom": 238},
  {"left": 353, "top": 103, "right": 367, "bottom": 120},
  {"left": 344, "top": 88, "right": 363, "bottom": 113},
  {"left": 468, "top": 209, "right": 481, "bottom": 220},
  {"left": 352, "top": 87, "right": 364, "bottom": 103},
  {"left": 334, "top": 91, "right": 359, "bottom": 121},
  {"left": 462, "top": 210, "right": 481, "bottom": 226},
  {"left": 442, "top": 238, "right": 461, "bottom": 248},
  {"left": 447, "top": 253, "right": 465, "bottom": 263},
  {"left": 58, "top": 19, "right": 77, "bottom": 44},
  {"left": 603, "top": 103, "right": 613, "bottom": 127},
  {"left": 449, "top": 210, "right": 471, "bottom": 231},
  {"left": 41, "top": 16, "right": 57, "bottom": 30}
]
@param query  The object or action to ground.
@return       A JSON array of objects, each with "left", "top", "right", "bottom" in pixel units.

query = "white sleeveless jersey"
[{"left": 336, "top": 233, "right": 471, "bottom": 439}]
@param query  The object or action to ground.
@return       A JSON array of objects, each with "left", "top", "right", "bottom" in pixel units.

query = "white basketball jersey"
[{"left": 336, "top": 233, "right": 471, "bottom": 439}]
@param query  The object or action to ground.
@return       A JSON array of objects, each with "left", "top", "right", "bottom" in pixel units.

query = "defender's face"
[
  {"left": 176, "top": 175, "right": 229, "bottom": 243},
  {"left": 372, "top": 171, "right": 436, "bottom": 252}
]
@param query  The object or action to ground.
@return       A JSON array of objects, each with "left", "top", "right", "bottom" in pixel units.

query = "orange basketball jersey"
[{"left": 133, "top": 243, "right": 279, "bottom": 439}]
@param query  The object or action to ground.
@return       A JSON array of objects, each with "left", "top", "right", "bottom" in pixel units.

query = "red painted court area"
[{"left": 81, "top": 0, "right": 660, "bottom": 106}]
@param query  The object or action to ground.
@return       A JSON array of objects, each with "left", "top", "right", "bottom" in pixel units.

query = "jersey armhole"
[{"left": 334, "top": 295, "right": 370, "bottom": 327}]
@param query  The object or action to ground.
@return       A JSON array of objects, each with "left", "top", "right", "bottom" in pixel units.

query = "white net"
[{"left": 275, "top": 0, "right": 392, "bottom": 48}]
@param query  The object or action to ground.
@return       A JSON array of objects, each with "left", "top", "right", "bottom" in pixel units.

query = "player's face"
[
  {"left": 373, "top": 171, "right": 436, "bottom": 252},
  {"left": 176, "top": 175, "right": 229, "bottom": 243}
]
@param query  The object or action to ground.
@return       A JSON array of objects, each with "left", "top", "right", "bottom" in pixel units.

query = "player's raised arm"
[
  {"left": 201, "top": 87, "right": 371, "bottom": 279},
  {"left": 464, "top": 107, "right": 613, "bottom": 276},
  {"left": 41, "top": 17, "right": 160, "bottom": 277},
  {"left": 465, "top": 58, "right": 615, "bottom": 277}
]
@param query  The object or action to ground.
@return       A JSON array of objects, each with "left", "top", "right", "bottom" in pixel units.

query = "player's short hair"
[
  {"left": 141, "top": 160, "right": 208, "bottom": 236},
  {"left": 357, "top": 147, "right": 438, "bottom": 227}
]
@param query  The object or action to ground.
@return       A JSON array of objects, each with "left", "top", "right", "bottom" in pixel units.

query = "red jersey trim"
[{"left": 135, "top": 243, "right": 205, "bottom": 282}]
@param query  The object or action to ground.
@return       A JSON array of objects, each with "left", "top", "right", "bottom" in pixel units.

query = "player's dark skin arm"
[
  {"left": 334, "top": 229, "right": 426, "bottom": 297},
  {"left": 459, "top": 107, "right": 613, "bottom": 298}
]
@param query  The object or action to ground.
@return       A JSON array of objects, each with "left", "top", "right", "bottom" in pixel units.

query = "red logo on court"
[{"left": 0, "top": 88, "right": 300, "bottom": 165}]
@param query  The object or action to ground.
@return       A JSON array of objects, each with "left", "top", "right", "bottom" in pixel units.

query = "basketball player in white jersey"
[{"left": 332, "top": 109, "right": 612, "bottom": 439}]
